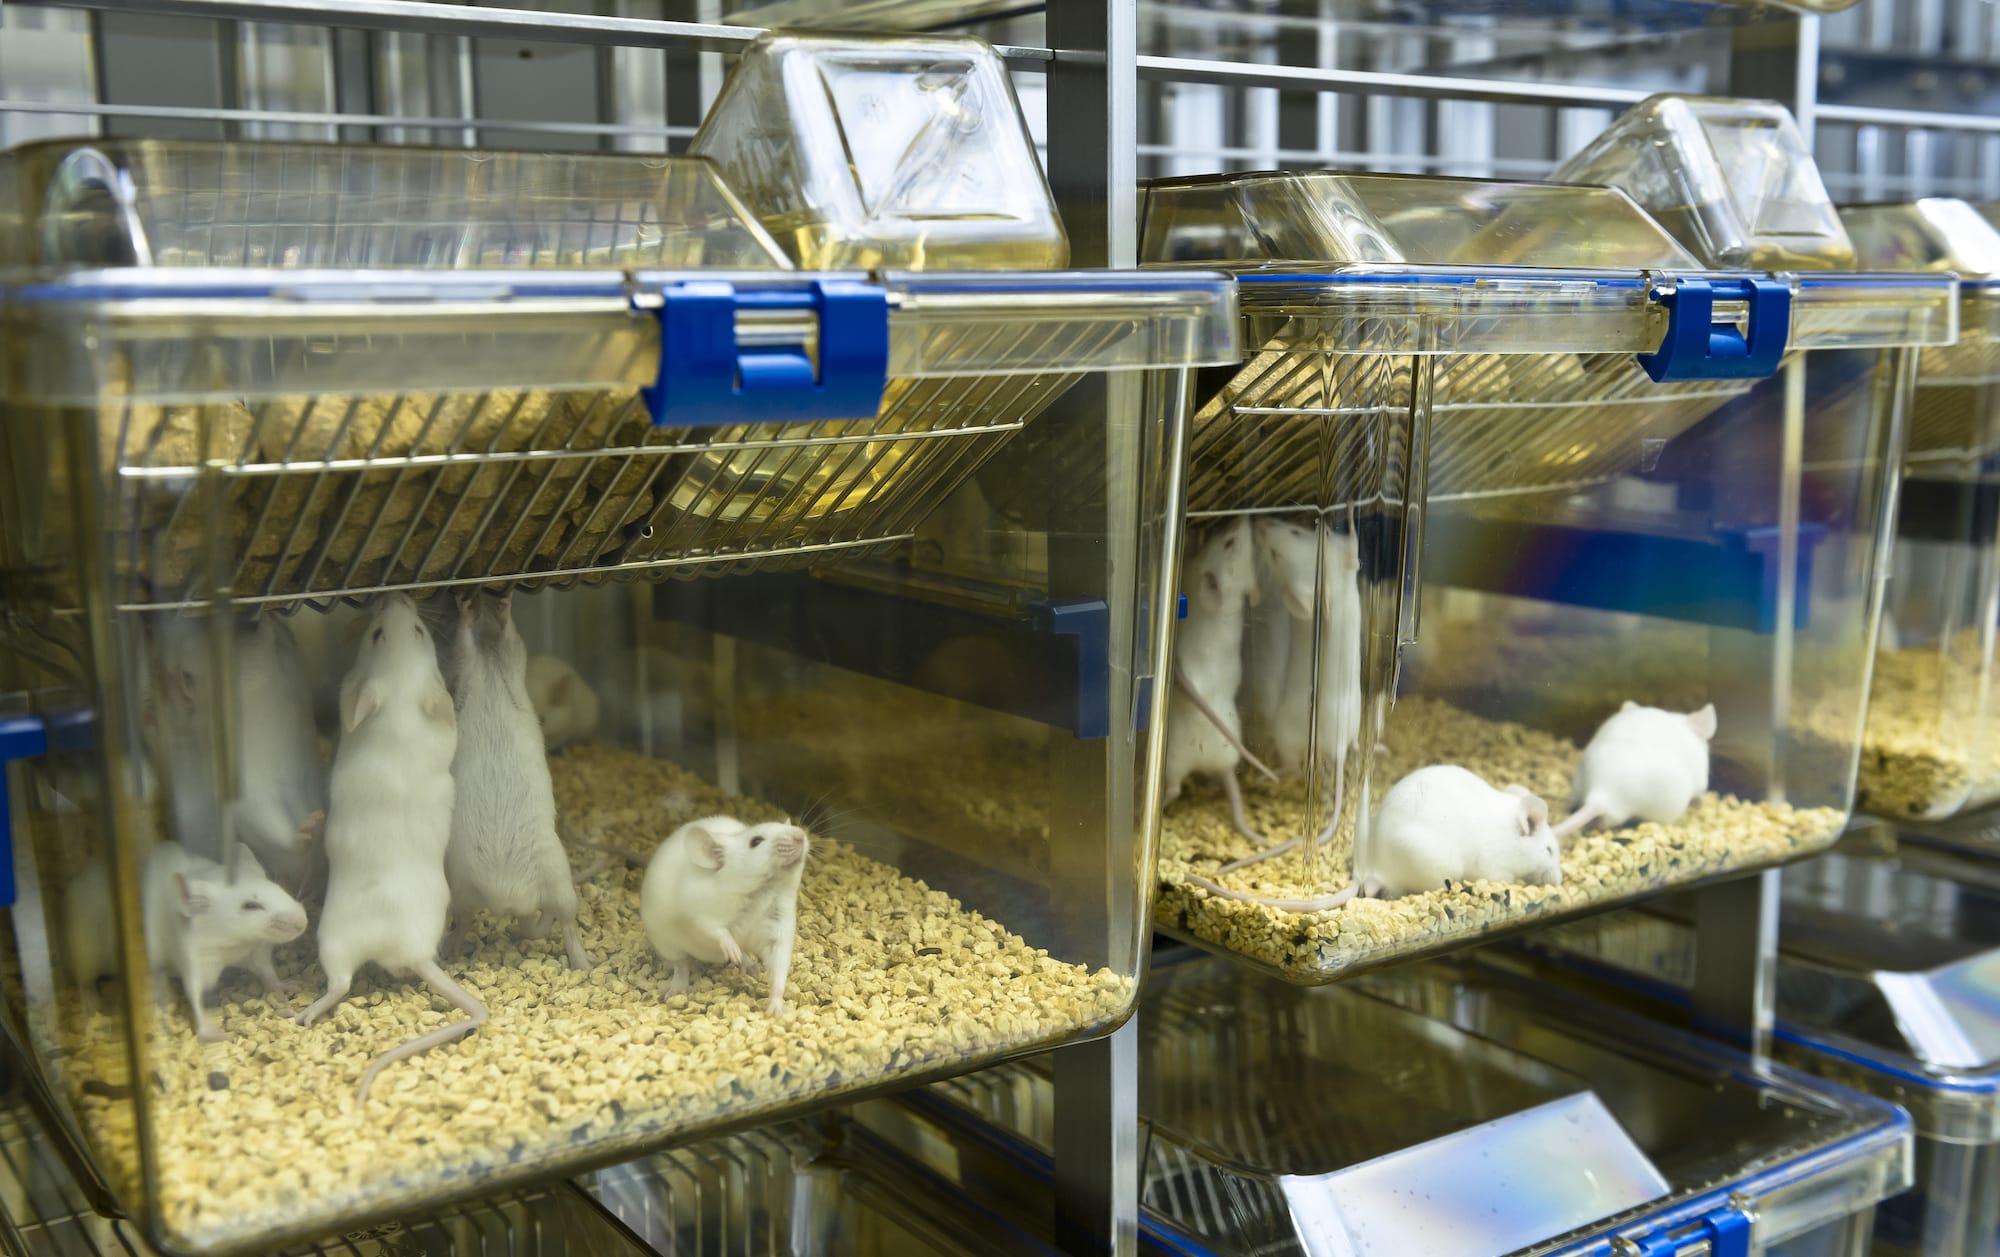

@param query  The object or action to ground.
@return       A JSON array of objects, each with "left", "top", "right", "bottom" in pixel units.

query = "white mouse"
[
  {"left": 640, "top": 814, "right": 808, "bottom": 1017},
  {"left": 1187, "top": 764, "right": 1560, "bottom": 912},
  {"left": 145, "top": 843, "right": 308, "bottom": 1042},
  {"left": 297, "top": 593, "right": 487, "bottom": 1103},
  {"left": 445, "top": 591, "right": 591, "bottom": 970},
  {"left": 1220, "top": 513, "right": 1364, "bottom": 873},
  {"left": 1553, "top": 701, "right": 1717, "bottom": 844},
  {"left": 147, "top": 612, "right": 327, "bottom": 890},
  {"left": 525, "top": 654, "right": 600, "bottom": 750},
  {"left": 140, "top": 843, "right": 308, "bottom": 1042},
  {"left": 1163, "top": 519, "right": 1272, "bottom": 845}
]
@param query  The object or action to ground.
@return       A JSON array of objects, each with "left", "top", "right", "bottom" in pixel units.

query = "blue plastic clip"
[
  {"left": 638, "top": 278, "right": 889, "bottom": 428},
  {"left": 0, "top": 715, "right": 49, "bottom": 909},
  {"left": 1636, "top": 277, "right": 1791, "bottom": 383},
  {"left": 1632, "top": 1206, "right": 1752, "bottom": 1257},
  {"left": 1041, "top": 600, "right": 1111, "bottom": 740}
]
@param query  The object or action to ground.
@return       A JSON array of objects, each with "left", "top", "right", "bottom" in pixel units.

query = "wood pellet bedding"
[
  {"left": 1812, "top": 641, "right": 2000, "bottom": 820},
  {"left": 1157, "top": 698, "right": 1844, "bottom": 979},
  {"left": 35, "top": 743, "right": 1129, "bottom": 1252}
]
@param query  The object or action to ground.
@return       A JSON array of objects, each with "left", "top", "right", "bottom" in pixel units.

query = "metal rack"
[{"left": 4, "top": 1, "right": 1997, "bottom": 1254}]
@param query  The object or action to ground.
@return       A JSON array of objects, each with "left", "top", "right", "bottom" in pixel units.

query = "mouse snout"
[
  {"left": 776, "top": 826, "right": 808, "bottom": 866},
  {"left": 270, "top": 906, "right": 308, "bottom": 941}
]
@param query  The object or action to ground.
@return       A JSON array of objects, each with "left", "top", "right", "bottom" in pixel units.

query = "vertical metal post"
[
  {"left": 1691, "top": 869, "right": 1780, "bottom": 1058},
  {"left": 1730, "top": 14, "right": 1820, "bottom": 143},
  {"left": 1045, "top": 5, "right": 1142, "bottom": 1257}
]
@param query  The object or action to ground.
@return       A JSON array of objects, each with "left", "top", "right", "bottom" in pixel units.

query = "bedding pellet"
[
  {"left": 1798, "top": 638, "right": 2000, "bottom": 820},
  {"left": 1157, "top": 697, "right": 1844, "bottom": 979},
  {"left": 31, "top": 743, "right": 1129, "bottom": 1252}
]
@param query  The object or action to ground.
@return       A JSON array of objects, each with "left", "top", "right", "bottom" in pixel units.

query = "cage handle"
[{"left": 636, "top": 278, "right": 890, "bottom": 429}]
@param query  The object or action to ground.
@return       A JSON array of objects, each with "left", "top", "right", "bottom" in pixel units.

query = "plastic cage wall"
[
  {"left": 0, "top": 135, "right": 1238, "bottom": 1254},
  {"left": 1136, "top": 168, "right": 1955, "bottom": 983}
]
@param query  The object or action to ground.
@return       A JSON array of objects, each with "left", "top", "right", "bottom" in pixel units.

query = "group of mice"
[
  {"left": 68, "top": 592, "right": 808, "bottom": 1102},
  {"left": 1160, "top": 513, "right": 1721, "bottom": 913}
]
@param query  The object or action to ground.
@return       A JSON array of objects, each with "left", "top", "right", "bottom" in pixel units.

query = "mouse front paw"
[{"left": 766, "top": 995, "right": 787, "bottom": 1019}]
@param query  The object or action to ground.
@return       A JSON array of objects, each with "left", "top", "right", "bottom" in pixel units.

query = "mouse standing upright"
[
  {"left": 445, "top": 590, "right": 591, "bottom": 970},
  {"left": 640, "top": 814, "right": 809, "bottom": 1017},
  {"left": 1162, "top": 519, "right": 1272, "bottom": 845},
  {"left": 145, "top": 613, "right": 327, "bottom": 891},
  {"left": 297, "top": 594, "right": 488, "bottom": 1103},
  {"left": 1220, "top": 512, "right": 1364, "bottom": 874}
]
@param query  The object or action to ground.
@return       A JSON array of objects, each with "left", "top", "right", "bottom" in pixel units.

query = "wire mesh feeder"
[
  {"left": 95, "top": 321, "right": 1116, "bottom": 612},
  {"left": 1182, "top": 338, "right": 1755, "bottom": 515},
  {"left": 1904, "top": 329, "right": 2000, "bottom": 469}
]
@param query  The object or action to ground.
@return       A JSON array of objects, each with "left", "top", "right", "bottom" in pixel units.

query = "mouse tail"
[
  {"left": 1184, "top": 873, "right": 1357, "bottom": 914},
  {"left": 1549, "top": 800, "right": 1604, "bottom": 845},
  {"left": 355, "top": 962, "right": 490, "bottom": 1105},
  {"left": 1172, "top": 662, "right": 1280, "bottom": 783}
]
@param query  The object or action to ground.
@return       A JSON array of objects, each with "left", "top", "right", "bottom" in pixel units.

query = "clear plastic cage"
[
  {"left": 1830, "top": 200, "right": 2000, "bottom": 822},
  {"left": 0, "top": 134, "right": 1238, "bottom": 1253},
  {"left": 1136, "top": 167, "right": 1953, "bottom": 982},
  {"left": 1525, "top": 837, "right": 2000, "bottom": 1257},
  {"left": 903, "top": 951, "right": 1912, "bottom": 1257}
]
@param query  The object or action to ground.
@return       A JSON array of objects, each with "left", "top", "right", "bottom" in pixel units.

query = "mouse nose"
[
  {"left": 273, "top": 908, "right": 308, "bottom": 940},
  {"left": 778, "top": 827, "right": 808, "bottom": 865}
]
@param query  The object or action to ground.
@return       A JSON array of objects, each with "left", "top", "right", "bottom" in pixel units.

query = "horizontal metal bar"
[
  {"left": 1135, "top": 53, "right": 1651, "bottom": 107},
  {"left": 1817, "top": 101, "right": 2000, "bottom": 134},
  {"left": 0, "top": 97, "right": 696, "bottom": 139},
  {"left": 31, "top": 0, "right": 1052, "bottom": 65},
  {"left": 112, "top": 531, "right": 912, "bottom": 611},
  {"left": 1134, "top": 143, "right": 1552, "bottom": 173}
]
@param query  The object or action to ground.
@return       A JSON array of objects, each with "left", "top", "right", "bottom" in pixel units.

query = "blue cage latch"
[
  {"left": 1636, "top": 277, "right": 1791, "bottom": 384},
  {"left": 636, "top": 278, "right": 890, "bottom": 429}
]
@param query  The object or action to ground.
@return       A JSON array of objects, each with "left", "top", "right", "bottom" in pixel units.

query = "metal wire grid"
[
  {"left": 1178, "top": 340, "right": 1750, "bottom": 519},
  {"left": 1905, "top": 330, "right": 2000, "bottom": 466},
  {"left": 100, "top": 330, "right": 1105, "bottom": 611},
  {"left": 574, "top": 1125, "right": 802, "bottom": 1257}
]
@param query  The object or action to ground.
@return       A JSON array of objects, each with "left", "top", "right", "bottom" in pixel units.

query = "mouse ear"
[
  {"left": 1688, "top": 703, "right": 1718, "bottom": 740},
  {"left": 547, "top": 670, "right": 576, "bottom": 707},
  {"left": 174, "top": 872, "right": 211, "bottom": 917},
  {"left": 1196, "top": 568, "right": 1223, "bottom": 612},
  {"left": 687, "top": 825, "right": 725, "bottom": 870},
  {"left": 1620, "top": 699, "right": 1637, "bottom": 713},
  {"left": 421, "top": 678, "right": 455, "bottom": 729},
  {"left": 342, "top": 680, "right": 381, "bottom": 733},
  {"left": 227, "top": 845, "right": 269, "bottom": 885},
  {"left": 1517, "top": 794, "right": 1548, "bottom": 836}
]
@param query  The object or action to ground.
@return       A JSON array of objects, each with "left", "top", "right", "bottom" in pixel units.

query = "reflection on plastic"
[
  {"left": 1879, "top": 953, "right": 2000, "bottom": 1071},
  {"left": 1280, "top": 1093, "right": 1669, "bottom": 1257}
]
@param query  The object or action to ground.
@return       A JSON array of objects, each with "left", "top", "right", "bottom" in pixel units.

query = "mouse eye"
[
  {"left": 750, "top": 835, "right": 764, "bottom": 848},
  {"left": 242, "top": 900, "right": 263, "bottom": 912}
]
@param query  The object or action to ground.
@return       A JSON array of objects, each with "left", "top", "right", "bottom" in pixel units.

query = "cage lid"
[
  {"left": 0, "top": 138, "right": 793, "bottom": 272},
  {"left": 1841, "top": 198, "right": 2000, "bottom": 279},
  {"left": 1141, "top": 171, "right": 1700, "bottom": 271},
  {"left": 1552, "top": 95, "right": 1855, "bottom": 270},
  {"left": 689, "top": 33, "right": 1065, "bottom": 271}
]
